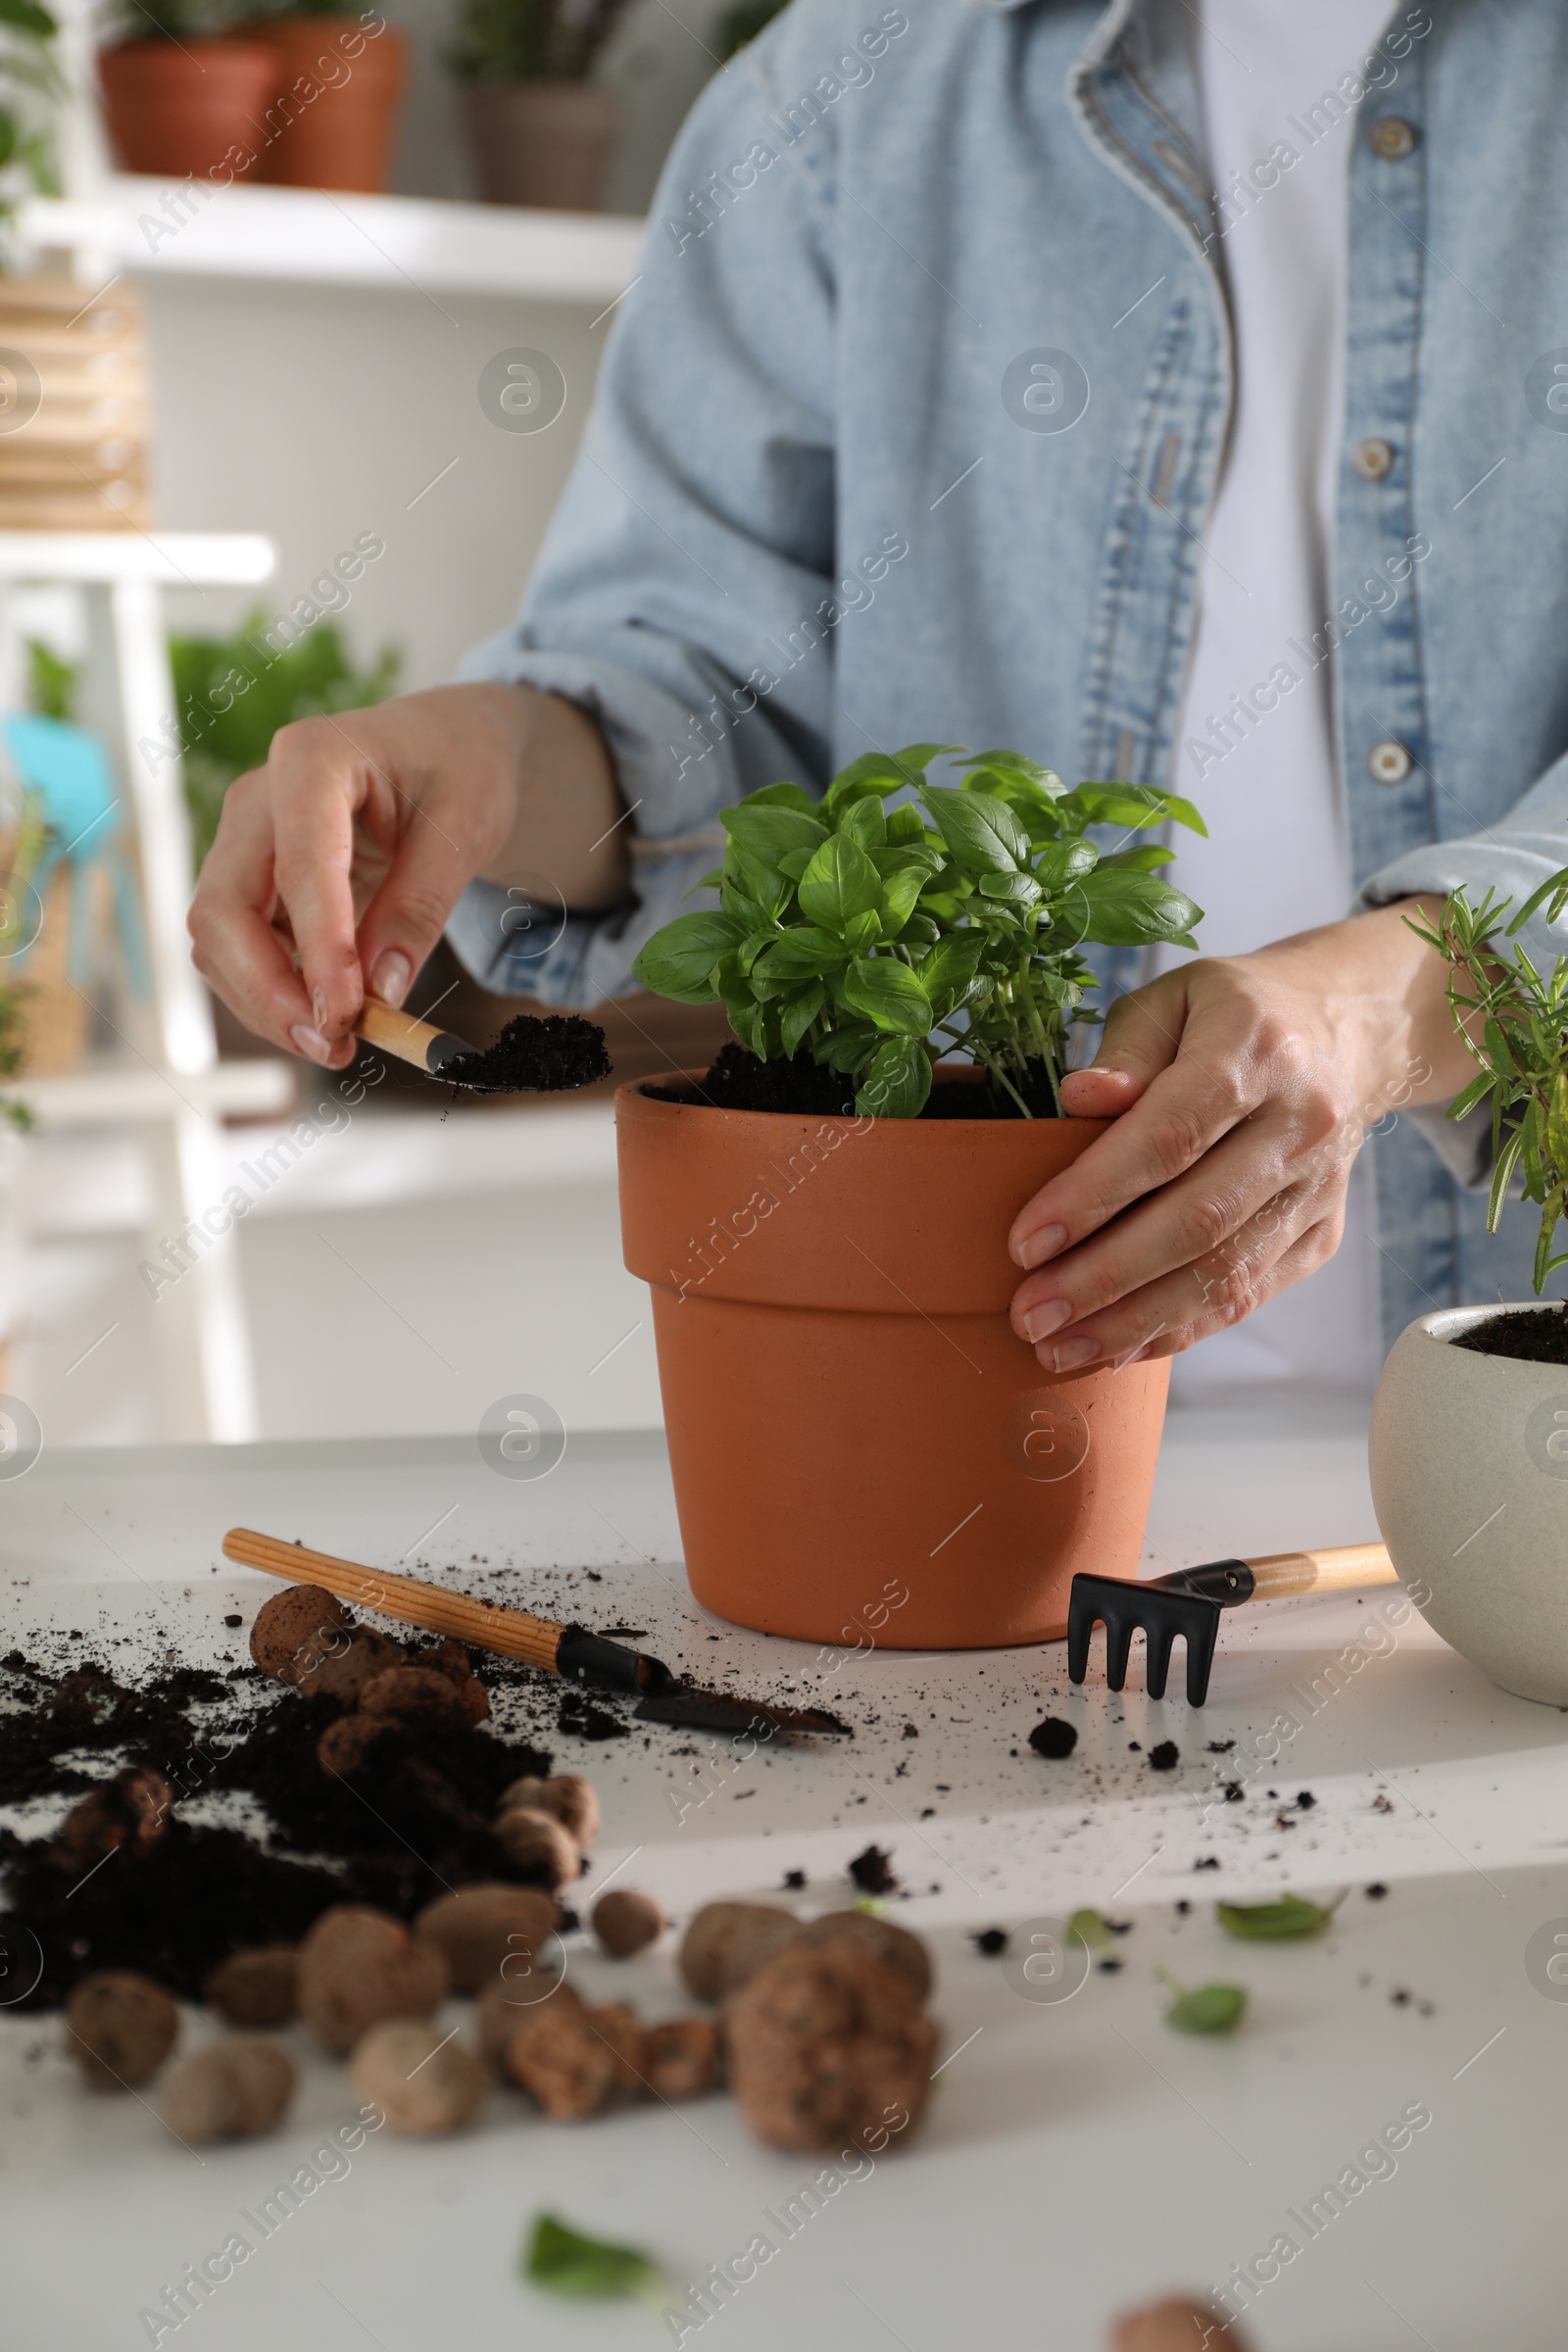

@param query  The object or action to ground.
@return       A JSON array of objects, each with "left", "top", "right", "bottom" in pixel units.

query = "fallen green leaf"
[
  {"left": 1215, "top": 1890, "right": 1348, "bottom": 1941},
  {"left": 1067, "top": 1906, "right": 1109, "bottom": 1949},
  {"left": 1157, "top": 1967, "right": 1248, "bottom": 2035},
  {"left": 522, "top": 2213, "right": 665, "bottom": 2305}
]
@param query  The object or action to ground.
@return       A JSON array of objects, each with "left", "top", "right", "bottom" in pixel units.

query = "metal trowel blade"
[{"left": 634, "top": 1685, "right": 853, "bottom": 1739}]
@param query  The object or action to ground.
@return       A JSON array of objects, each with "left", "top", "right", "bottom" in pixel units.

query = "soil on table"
[
  {"left": 0, "top": 1646, "right": 553, "bottom": 2010},
  {"left": 443, "top": 1012, "right": 611, "bottom": 1096},
  {"left": 653, "top": 1041, "right": 1062, "bottom": 1118},
  {"left": 1449, "top": 1301, "right": 1568, "bottom": 1365}
]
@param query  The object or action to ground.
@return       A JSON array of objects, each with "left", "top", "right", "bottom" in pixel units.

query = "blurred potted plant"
[
  {"left": 238, "top": 0, "right": 408, "bottom": 193},
  {"left": 1371, "top": 869, "right": 1568, "bottom": 1704},
  {"left": 447, "top": 0, "right": 630, "bottom": 212},
  {"left": 97, "top": 0, "right": 278, "bottom": 180}
]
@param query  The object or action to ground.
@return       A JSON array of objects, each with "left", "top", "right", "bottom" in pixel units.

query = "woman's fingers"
[
  {"left": 187, "top": 770, "right": 346, "bottom": 1061},
  {"left": 1009, "top": 976, "right": 1261, "bottom": 1274},
  {"left": 1035, "top": 1195, "right": 1344, "bottom": 1372},
  {"left": 265, "top": 716, "right": 381, "bottom": 1044}
]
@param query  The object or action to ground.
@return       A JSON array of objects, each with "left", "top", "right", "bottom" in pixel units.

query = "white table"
[{"left": 1, "top": 1401, "right": 1562, "bottom": 2351}]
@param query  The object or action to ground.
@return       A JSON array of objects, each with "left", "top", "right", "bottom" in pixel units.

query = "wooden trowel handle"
[{"left": 1245, "top": 1542, "right": 1396, "bottom": 1600}]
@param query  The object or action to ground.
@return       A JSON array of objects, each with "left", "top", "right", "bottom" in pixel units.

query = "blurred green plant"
[
  {"left": 713, "top": 0, "right": 786, "bottom": 61},
  {"left": 0, "top": 788, "right": 43, "bottom": 1132},
  {"left": 0, "top": 0, "right": 62, "bottom": 242},
  {"left": 24, "top": 636, "right": 75, "bottom": 721},
  {"left": 171, "top": 612, "right": 400, "bottom": 870},
  {"left": 1411, "top": 868, "right": 1568, "bottom": 1293},
  {"left": 446, "top": 0, "right": 631, "bottom": 82}
]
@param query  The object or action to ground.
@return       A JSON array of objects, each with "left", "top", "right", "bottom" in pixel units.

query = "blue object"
[{"left": 2, "top": 712, "right": 150, "bottom": 997}]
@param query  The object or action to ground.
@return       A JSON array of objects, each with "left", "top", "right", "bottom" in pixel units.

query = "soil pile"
[
  {"left": 654, "top": 1042, "right": 1062, "bottom": 1118},
  {"left": 442, "top": 1012, "right": 610, "bottom": 1096}
]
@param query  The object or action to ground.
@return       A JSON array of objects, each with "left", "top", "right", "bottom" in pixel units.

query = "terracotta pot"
[
  {"left": 241, "top": 17, "right": 408, "bottom": 192},
  {"left": 462, "top": 81, "right": 619, "bottom": 212},
  {"left": 616, "top": 1073, "right": 1171, "bottom": 1649},
  {"left": 96, "top": 39, "right": 279, "bottom": 180}
]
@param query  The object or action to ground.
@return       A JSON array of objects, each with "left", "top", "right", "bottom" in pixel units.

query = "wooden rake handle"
[
  {"left": 222, "top": 1526, "right": 566, "bottom": 1673},
  {"left": 1244, "top": 1542, "right": 1396, "bottom": 1601}
]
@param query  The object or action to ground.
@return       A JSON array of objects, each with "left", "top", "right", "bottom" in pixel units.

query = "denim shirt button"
[
  {"left": 1351, "top": 436, "right": 1396, "bottom": 480},
  {"left": 1368, "top": 739, "right": 1413, "bottom": 785},
  {"left": 1368, "top": 117, "right": 1418, "bottom": 160}
]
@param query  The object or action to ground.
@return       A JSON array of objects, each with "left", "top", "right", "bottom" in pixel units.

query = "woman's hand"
[
  {"left": 187, "top": 682, "right": 626, "bottom": 1068},
  {"left": 1005, "top": 902, "right": 1474, "bottom": 1369}
]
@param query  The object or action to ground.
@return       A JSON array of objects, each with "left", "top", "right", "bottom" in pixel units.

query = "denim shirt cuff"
[{"left": 445, "top": 648, "right": 725, "bottom": 1007}]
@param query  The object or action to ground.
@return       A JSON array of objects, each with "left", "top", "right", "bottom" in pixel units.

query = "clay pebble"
[
  {"left": 56, "top": 1765, "right": 172, "bottom": 1866},
  {"left": 250, "top": 1585, "right": 351, "bottom": 1685},
  {"left": 498, "top": 1773, "right": 600, "bottom": 1850},
  {"left": 162, "top": 2038, "right": 295, "bottom": 2142},
  {"left": 677, "top": 1902, "right": 801, "bottom": 2002},
  {"left": 414, "top": 1884, "right": 560, "bottom": 1995},
  {"left": 296, "top": 1905, "right": 449, "bottom": 2055},
  {"left": 1109, "top": 2301, "right": 1252, "bottom": 2352},
  {"left": 494, "top": 1805, "right": 581, "bottom": 1892},
  {"left": 349, "top": 2020, "right": 487, "bottom": 2134},
  {"left": 66, "top": 1970, "right": 179, "bottom": 2088},
  {"left": 724, "top": 1933, "right": 936, "bottom": 2154},
  {"left": 593, "top": 1889, "right": 665, "bottom": 1959},
  {"left": 643, "top": 2016, "right": 720, "bottom": 2101},
  {"left": 202, "top": 1945, "right": 300, "bottom": 2029}
]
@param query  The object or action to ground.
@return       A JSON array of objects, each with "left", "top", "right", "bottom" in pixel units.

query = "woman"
[{"left": 189, "top": 0, "right": 1568, "bottom": 1390}]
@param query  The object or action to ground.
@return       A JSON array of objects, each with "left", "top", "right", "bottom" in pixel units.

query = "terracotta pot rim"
[
  {"left": 617, "top": 1065, "right": 1107, "bottom": 1137},
  {"left": 98, "top": 33, "right": 277, "bottom": 53}
]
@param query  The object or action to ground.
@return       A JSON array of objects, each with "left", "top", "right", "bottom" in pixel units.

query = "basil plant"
[{"left": 632, "top": 744, "right": 1204, "bottom": 1118}]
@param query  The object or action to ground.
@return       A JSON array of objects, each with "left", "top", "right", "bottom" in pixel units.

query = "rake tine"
[
  {"left": 1066, "top": 1592, "right": 1099, "bottom": 1685},
  {"left": 1103, "top": 1604, "right": 1136, "bottom": 1692},
  {"left": 1184, "top": 1608, "right": 1221, "bottom": 1707},
  {"left": 1144, "top": 1618, "right": 1176, "bottom": 1701}
]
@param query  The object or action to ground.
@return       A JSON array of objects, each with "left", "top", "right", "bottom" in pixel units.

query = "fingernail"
[
  {"left": 290, "top": 1024, "right": 332, "bottom": 1064},
  {"left": 1016, "top": 1222, "right": 1068, "bottom": 1270},
  {"left": 1022, "top": 1298, "right": 1073, "bottom": 1345},
  {"left": 371, "top": 950, "right": 412, "bottom": 1009},
  {"left": 1050, "top": 1336, "right": 1101, "bottom": 1372},
  {"left": 312, "top": 987, "right": 327, "bottom": 1031}
]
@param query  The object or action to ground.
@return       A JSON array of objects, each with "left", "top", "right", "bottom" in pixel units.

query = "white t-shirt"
[{"left": 1154, "top": 0, "right": 1393, "bottom": 1401}]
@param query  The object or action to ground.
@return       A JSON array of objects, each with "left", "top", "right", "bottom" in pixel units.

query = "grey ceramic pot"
[{"left": 1369, "top": 1303, "right": 1568, "bottom": 1705}]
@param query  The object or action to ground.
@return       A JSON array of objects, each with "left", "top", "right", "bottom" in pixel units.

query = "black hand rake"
[{"left": 1067, "top": 1542, "right": 1396, "bottom": 1706}]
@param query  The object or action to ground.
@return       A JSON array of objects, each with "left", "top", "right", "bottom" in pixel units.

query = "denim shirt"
[{"left": 449, "top": 0, "right": 1568, "bottom": 1346}]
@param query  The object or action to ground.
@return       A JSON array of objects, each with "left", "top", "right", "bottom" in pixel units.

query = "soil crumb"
[
  {"left": 443, "top": 1013, "right": 610, "bottom": 1096},
  {"left": 650, "top": 1042, "right": 1061, "bottom": 1119},
  {"left": 847, "top": 1844, "right": 898, "bottom": 1895},
  {"left": 1028, "top": 1718, "right": 1079, "bottom": 1760}
]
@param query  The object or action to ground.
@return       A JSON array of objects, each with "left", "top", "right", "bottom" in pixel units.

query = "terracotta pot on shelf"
[
  {"left": 242, "top": 15, "right": 409, "bottom": 192},
  {"left": 615, "top": 1070, "right": 1171, "bottom": 1650},
  {"left": 463, "top": 81, "right": 618, "bottom": 211},
  {"left": 96, "top": 39, "right": 280, "bottom": 180}
]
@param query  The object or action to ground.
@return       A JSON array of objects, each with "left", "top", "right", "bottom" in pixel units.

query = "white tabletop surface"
[{"left": 1, "top": 1400, "right": 1562, "bottom": 2351}]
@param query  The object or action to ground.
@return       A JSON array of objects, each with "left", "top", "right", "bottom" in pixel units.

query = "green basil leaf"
[
  {"left": 842, "top": 908, "right": 883, "bottom": 954},
  {"left": 1033, "top": 840, "right": 1099, "bottom": 890},
  {"left": 918, "top": 783, "right": 1031, "bottom": 875},
  {"left": 1095, "top": 844, "right": 1173, "bottom": 874},
  {"left": 1216, "top": 1891, "right": 1347, "bottom": 1941},
  {"left": 779, "top": 980, "right": 826, "bottom": 1057},
  {"left": 1067, "top": 1906, "right": 1109, "bottom": 1949},
  {"left": 751, "top": 926, "right": 845, "bottom": 980},
  {"left": 778, "top": 848, "right": 815, "bottom": 882},
  {"left": 956, "top": 748, "right": 1066, "bottom": 797},
  {"left": 1065, "top": 782, "right": 1208, "bottom": 837},
  {"left": 632, "top": 911, "right": 744, "bottom": 1004},
  {"left": 523, "top": 2213, "right": 664, "bottom": 2305},
  {"left": 842, "top": 957, "right": 933, "bottom": 1037},
  {"left": 1066, "top": 868, "right": 1202, "bottom": 949},
  {"left": 900, "top": 912, "right": 942, "bottom": 946},
  {"left": 839, "top": 795, "right": 888, "bottom": 851},
  {"left": 798, "top": 832, "right": 884, "bottom": 931},
  {"left": 872, "top": 842, "right": 947, "bottom": 879},
  {"left": 920, "top": 934, "right": 985, "bottom": 1019},
  {"left": 722, "top": 805, "right": 828, "bottom": 865},
  {"left": 856, "top": 1035, "right": 932, "bottom": 1118},
  {"left": 736, "top": 780, "right": 819, "bottom": 815},
  {"left": 1158, "top": 1969, "right": 1248, "bottom": 2034},
  {"left": 977, "top": 871, "right": 1043, "bottom": 906},
  {"left": 879, "top": 865, "right": 928, "bottom": 935},
  {"left": 814, "top": 1021, "right": 881, "bottom": 1072},
  {"left": 886, "top": 803, "right": 931, "bottom": 846}
]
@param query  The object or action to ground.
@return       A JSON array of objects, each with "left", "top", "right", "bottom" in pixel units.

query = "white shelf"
[
  {"left": 0, "top": 529, "right": 273, "bottom": 585},
  {"left": 14, "top": 1058, "right": 297, "bottom": 1130},
  {"left": 21, "top": 179, "right": 648, "bottom": 304}
]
